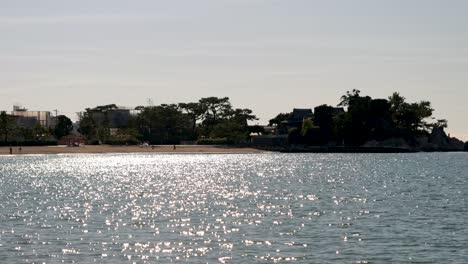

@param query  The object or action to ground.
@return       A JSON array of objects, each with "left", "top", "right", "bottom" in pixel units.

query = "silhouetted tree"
[
  {"left": 136, "top": 104, "right": 193, "bottom": 144},
  {"left": 0, "top": 111, "right": 16, "bottom": 142},
  {"left": 268, "top": 113, "right": 290, "bottom": 126},
  {"left": 179, "top": 102, "right": 205, "bottom": 131},
  {"left": 313, "top": 105, "right": 335, "bottom": 144},
  {"left": 338, "top": 89, "right": 362, "bottom": 107},
  {"left": 78, "top": 111, "right": 97, "bottom": 139},
  {"left": 388, "top": 92, "right": 434, "bottom": 135},
  {"left": 53, "top": 115, "right": 73, "bottom": 139},
  {"left": 338, "top": 91, "right": 372, "bottom": 145}
]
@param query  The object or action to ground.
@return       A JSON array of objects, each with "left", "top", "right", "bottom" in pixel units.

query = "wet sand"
[{"left": 0, "top": 145, "right": 267, "bottom": 155}]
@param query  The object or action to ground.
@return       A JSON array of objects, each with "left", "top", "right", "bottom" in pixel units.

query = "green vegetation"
[
  {"left": 0, "top": 111, "right": 16, "bottom": 142},
  {"left": 284, "top": 90, "right": 448, "bottom": 147},
  {"left": 78, "top": 97, "right": 257, "bottom": 145},
  {"left": 53, "top": 115, "right": 73, "bottom": 139},
  {"left": 0, "top": 111, "right": 58, "bottom": 145},
  {"left": 1, "top": 91, "right": 464, "bottom": 150}
]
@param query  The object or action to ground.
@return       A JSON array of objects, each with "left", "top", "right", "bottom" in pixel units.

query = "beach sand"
[{"left": 0, "top": 145, "right": 267, "bottom": 155}]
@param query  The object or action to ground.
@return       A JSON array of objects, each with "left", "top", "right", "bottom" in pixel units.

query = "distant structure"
[
  {"left": 11, "top": 105, "right": 52, "bottom": 128},
  {"left": 91, "top": 108, "right": 132, "bottom": 128},
  {"left": 251, "top": 106, "right": 345, "bottom": 147},
  {"left": 80, "top": 106, "right": 140, "bottom": 136},
  {"left": 283, "top": 108, "right": 313, "bottom": 129}
]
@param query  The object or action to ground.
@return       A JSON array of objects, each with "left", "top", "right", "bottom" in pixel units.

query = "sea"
[{"left": 0, "top": 153, "right": 467, "bottom": 263}]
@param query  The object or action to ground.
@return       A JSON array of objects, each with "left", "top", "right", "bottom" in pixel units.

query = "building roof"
[{"left": 288, "top": 108, "right": 313, "bottom": 122}]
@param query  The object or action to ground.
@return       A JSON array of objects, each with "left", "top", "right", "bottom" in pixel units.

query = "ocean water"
[{"left": 0, "top": 153, "right": 467, "bottom": 263}]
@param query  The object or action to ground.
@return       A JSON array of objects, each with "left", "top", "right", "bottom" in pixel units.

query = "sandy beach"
[{"left": 0, "top": 145, "right": 267, "bottom": 155}]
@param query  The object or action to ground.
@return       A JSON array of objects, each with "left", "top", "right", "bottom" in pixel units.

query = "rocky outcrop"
[
  {"left": 448, "top": 137, "right": 465, "bottom": 151},
  {"left": 363, "top": 137, "right": 411, "bottom": 149},
  {"left": 354, "top": 127, "right": 464, "bottom": 152},
  {"left": 425, "top": 127, "right": 464, "bottom": 151}
]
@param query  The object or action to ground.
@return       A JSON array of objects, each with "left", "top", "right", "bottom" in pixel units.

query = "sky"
[{"left": 1, "top": 0, "right": 467, "bottom": 140}]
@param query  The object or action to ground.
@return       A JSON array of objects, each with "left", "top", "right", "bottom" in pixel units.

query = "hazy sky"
[{"left": 1, "top": 0, "right": 467, "bottom": 139}]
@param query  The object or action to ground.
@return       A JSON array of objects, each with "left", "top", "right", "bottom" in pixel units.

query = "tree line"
[
  {"left": 272, "top": 90, "right": 449, "bottom": 146},
  {"left": 0, "top": 92, "right": 458, "bottom": 147},
  {"left": 0, "top": 111, "right": 73, "bottom": 144},
  {"left": 78, "top": 97, "right": 257, "bottom": 144}
]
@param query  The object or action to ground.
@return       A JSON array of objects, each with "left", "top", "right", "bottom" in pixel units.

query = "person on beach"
[
  {"left": 9, "top": 147, "right": 13, "bottom": 155},
  {"left": 173, "top": 145, "right": 176, "bottom": 150}
]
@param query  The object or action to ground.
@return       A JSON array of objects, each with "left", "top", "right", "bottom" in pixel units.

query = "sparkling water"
[{"left": 0, "top": 153, "right": 467, "bottom": 263}]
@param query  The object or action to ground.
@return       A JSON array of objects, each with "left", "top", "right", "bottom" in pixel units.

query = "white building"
[{"left": 11, "top": 105, "right": 52, "bottom": 128}]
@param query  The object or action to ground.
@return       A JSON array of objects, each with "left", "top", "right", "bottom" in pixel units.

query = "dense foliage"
[
  {"left": 53, "top": 115, "right": 73, "bottom": 139},
  {"left": 0, "top": 111, "right": 57, "bottom": 144},
  {"left": 1, "top": 91, "right": 459, "bottom": 148},
  {"left": 283, "top": 90, "right": 446, "bottom": 146},
  {"left": 78, "top": 97, "right": 257, "bottom": 144}
]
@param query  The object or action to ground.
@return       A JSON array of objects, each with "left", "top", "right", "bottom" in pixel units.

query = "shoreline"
[
  {"left": 1, "top": 145, "right": 465, "bottom": 155},
  {"left": 0, "top": 145, "right": 268, "bottom": 155}
]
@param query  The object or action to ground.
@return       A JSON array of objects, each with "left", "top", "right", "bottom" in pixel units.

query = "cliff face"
[
  {"left": 369, "top": 127, "right": 465, "bottom": 152},
  {"left": 424, "top": 127, "right": 465, "bottom": 151}
]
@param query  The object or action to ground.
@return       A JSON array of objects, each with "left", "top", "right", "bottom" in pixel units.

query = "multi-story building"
[
  {"left": 11, "top": 105, "right": 52, "bottom": 128},
  {"left": 91, "top": 108, "right": 132, "bottom": 128}
]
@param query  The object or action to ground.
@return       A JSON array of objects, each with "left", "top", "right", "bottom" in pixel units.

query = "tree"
[
  {"left": 226, "top": 108, "right": 257, "bottom": 125},
  {"left": 196, "top": 97, "right": 235, "bottom": 137},
  {"left": 208, "top": 108, "right": 257, "bottom": 142},
  {"left": 179, "top": 102, "right": 205, "bottom": 131},
  {"left": 248, "top": 125, "right": 265, "bottom": 135},
  {"left": 337, "top": 91, "right": 372, "bottom": 145},
  {"left": 78, "top": 104, "right": 121, "bottom": 141},
  {"left": 78, "top": 111, "right": 97, "bottom": 139},
  {"left": 32, "top": 124, "right": 51, "bottom": 141},
  {"left": 0, "top": 111, "right": 16, "bottom": 142},
  {"left": 338, "top": 89, "right": 362, "bottom": 107},
  {"left": 434, "top": 119, "right": 448, "bottom": 129},
  {"left": 301, "top": 119, "right": 321, "bottom": 145},
  {"left": 54, "top": 115, "right": 73, "bottom": 139},
  {"left": 388, "top": 93, "right": 434, "bottom": 134},
  {"left": 268, "top": 113, "right": 290, "bottom": 126},
  {"left": 199, "top": 97, "right": 231, "bottom": 122},
  {"left": 367, "top": 99, "right": 394, "bottom": 140},
  {"left": 136, "top": 104, "right": 193, "bottom": 144},
  {"left": 313, "top": 105, "right": 335, "bottom": 144}
]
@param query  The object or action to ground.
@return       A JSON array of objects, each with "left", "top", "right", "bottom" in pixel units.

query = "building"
[
  {"left": 90, "top": 108, "right": 133, "bottom": 128},
  {"left": 11, "top": 106, "right": 52, "bottom": 128},
  {"left": 277, "top": 108, "right": 313, "bottom": 134},
  {"left": 285, "top": 108, "right": 313, "bottom": 126}
]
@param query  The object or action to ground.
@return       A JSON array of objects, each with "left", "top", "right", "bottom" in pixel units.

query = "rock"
[
  {"left": 429, "top": 127, "right": 449, "bottom": 149},
  {"left": 363, "top": 138, "right": 412, "bottom": 149},
  {"left": 428, "top": 127, "right": 464, "bottom": 151},
  {"left": 363, "top": 140, "right": 379, "bottom": 147},
  {"left": 419, "top": 142, "right": 439, "bottom": 152},
  {"left": 448, "top": 137, "right": 465, "bottom": 151},
  {"left": 381, "top": 137, "right": 411, "bottom": 149},
  {"left": 415, "top": 136, "right": 429, "bottom": 146}
]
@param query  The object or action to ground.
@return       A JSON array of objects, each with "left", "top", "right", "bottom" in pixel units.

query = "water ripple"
[{"left": 0, "top": 153, "right": 467, "bottom": 263}]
